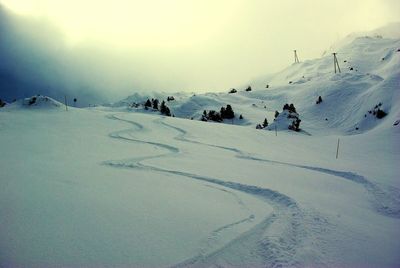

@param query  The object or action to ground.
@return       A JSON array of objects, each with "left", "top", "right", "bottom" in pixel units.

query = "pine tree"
[
  {"left": 224, "top": 105, "right": 234, "bottom": 119},
  {"left": 283, "top": 103, "right": 290, "bottom": 111},
  {"left": 160, "top": 100, "right": 171, "bottom": 116},
  {"left": 263, "top": 118, "right": 268, "bottom": 128},
  {"left": 220, "top": 107, "right": 226, "bottom": 118},
  {"left": 144, "top": 99, "right": 152, "bottom": 108},
  {"left": 160, "top": 100, "right": 166, "bottom": 113},
  {"left": 165, "top": 107, "right": 171, "bottom": 116},
  {"left": 289, "top": 103, "right": 296, "bottom": 113},
  {"left": 152, "top": 99, "right": 159, "bottom": 110}
]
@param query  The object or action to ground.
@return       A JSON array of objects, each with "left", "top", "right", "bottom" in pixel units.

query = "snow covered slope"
[
  {"left": 1, "top": 24, "right": 399, "bottom": 267},
  {"left": 108, "top": 24, "right": 400, "bottom": 135},
  {"left": 1, "top": 104, "right": 399, "bottom": 267},
  {"left": 5, "top": 95, "right": 64, "bottom": 110}
]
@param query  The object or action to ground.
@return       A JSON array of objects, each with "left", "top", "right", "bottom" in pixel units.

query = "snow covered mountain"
[
  {"left": 1, "top": 24, "right": 400, "bottom": 267},
  {"left": 108, "top": 23, "right": 400, "bottom": 135}
]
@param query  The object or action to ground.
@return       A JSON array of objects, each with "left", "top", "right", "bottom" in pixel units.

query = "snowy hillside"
[
  {"left": 1, "top": 25, "right": 400, "bottom": 267},
  {"left": 107, "top": 24, "right": 400, "bottom": 135}
]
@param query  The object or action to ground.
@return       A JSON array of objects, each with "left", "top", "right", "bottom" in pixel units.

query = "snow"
[
  {"left": 106, "top": 30, "right": 400, "bottom": 136},
  {"left": 1, "top": 24, "right": 400, "bottom": 267}
]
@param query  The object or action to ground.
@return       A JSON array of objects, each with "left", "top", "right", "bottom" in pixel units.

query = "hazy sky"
[{"left": 1, "top": 0, "right": 399, "bottom": 98}]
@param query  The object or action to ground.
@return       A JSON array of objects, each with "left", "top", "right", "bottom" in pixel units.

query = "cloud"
[
  {"left": 0, "top": 6, "right": 111, "bottom": 105},
  {"left": 0, "top": 1, "right": 398, "bottom": 105}
]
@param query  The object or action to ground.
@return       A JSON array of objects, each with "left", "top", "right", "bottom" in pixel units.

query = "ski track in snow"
[
  {"left": 199, "top": 185, "right": 256, "bottom": 258},
  {"left": 159, "top": 120, "right": 400, "bottom": 219},
  {"left": 105, "top": 114, "right": 310, "bottom": 267},
  {"left": 104, "top": 113, "right": 400, "bottom": 267}
]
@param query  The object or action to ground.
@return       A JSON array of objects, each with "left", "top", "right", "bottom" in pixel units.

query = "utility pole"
[
  {"left": 333, "top": 53, "right": 341, "bottom": 73},
  {"left": 294, "top": 50, "right": 300, "bottom": 63}
]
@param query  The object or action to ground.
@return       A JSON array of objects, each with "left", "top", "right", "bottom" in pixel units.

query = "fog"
[{"left": 0, "top": 1, "right": 399, "bottom": 105}]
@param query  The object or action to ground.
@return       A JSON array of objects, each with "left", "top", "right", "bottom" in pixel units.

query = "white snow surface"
[{"left": 1, "top": 25, "right": 400, "bottom": 267}]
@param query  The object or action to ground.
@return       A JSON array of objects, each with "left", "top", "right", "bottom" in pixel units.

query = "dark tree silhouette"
[
  {"left": 289, "top": 103, "right": 296, "bottom": 113},
  {"left": 160, "top": 101, "right": 171, "bottom": 116},
  {"left": 376, "top": 109, "right": 387, "bottom": 119},
  {"left": 207, "top": 110, "right": 223, "bottom": 122},
  {"left": 219, "top": 105, "right": 235, "bottom": 119},
  {"left": 224, "top": 105, "right": 234, "bottom": 119},
  {"left": 152, "top": 99, "right": 159, "bottom": 110},
  {"left": 289, "top": 118, "right": 301, "bottom": 131},
  {"left": 283, "top": 103, "right": 290, "bottom": 110},
  {"left": 220, "top": 106, "right": 226, "bottom": 117},
  {"left": 263, "top": 118, "right": 268, "bottom": 128},
  {"left": 144, "top": 99, "right": 152, "bottom": 108}
]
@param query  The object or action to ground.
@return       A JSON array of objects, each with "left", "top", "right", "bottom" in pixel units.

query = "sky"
[{"left": 0, "top": 0, "right": 399, "bottom": 103}]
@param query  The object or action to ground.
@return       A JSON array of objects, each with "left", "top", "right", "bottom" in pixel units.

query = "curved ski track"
[
  {"left": 104, "top": 113, "right": 400, "bottom": 267},
  {"left": 160, "top": 120, "right": 400, "bottom": 219},
  {"left": 105, "top": 114, "right": 307, "bottom": 267}
]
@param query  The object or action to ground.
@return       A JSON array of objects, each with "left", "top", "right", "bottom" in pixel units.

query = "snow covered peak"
[
  {"left": 2, "top": 95, "right": 64, "bottom": 110},
  {"left": 326, "top": 22, "right": 400, "bottom": 55}
]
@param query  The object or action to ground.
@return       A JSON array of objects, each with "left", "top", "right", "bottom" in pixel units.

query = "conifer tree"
[
  {"left": 263, "top": 118, "right": 268, "bottom": 128},
  {"left": 152, "top": 99, "right": 159, "bottom": 110},
  {"left": 145, "top": 99, "right": 152, "bottom": 108}
]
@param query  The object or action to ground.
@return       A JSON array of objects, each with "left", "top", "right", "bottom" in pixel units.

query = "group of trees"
[
  {"left": 220, "top": 105, "right": 235, "bottom": 119},
  {"left": 273, "top": 103, "right": 297, "bottom": 120},
  {"left": 256, "top": 118, "right": 268, "bottom": 129},
  {"left": 282, "top": 103, "right": 297, "bottom": 113},
  {"left": 367, "top": 102, "right": 387, "bottom": 119},
  {"left": 268, "top": 103, "right": 301, "bottom": 132},
  {"left": 160, "top": 101, "right": 171, "bottom": 116},
  {"left": 282, "top": 103, "right": 301, "bottom": 131},
  {"left": 288, "top": 117, "right": 301, "bottom": 131},
  {"left": 228, "top": 86, "right": 252, "bottom": 94},
  {"left": 144, "top": 98, "right": 171, "bottom": 116},
  {"left": 201, "top": 105, "right": 235, "bottom": 122}
]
